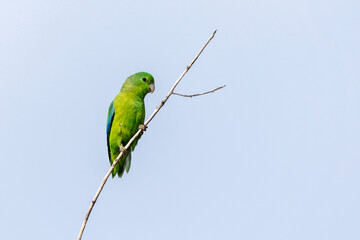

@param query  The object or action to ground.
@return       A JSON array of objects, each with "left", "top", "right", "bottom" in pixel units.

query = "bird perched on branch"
[{"left": 106, "top": 72, "right": 155, "bottom": 177}]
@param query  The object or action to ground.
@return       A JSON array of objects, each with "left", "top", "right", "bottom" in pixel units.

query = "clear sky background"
[{"left": 1, "top": 0, "right": 359, "bottom": 239}]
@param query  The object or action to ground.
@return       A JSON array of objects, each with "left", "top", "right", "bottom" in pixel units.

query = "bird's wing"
[{"left": 106, "top": 101, "right": 115, "bottom": 161}]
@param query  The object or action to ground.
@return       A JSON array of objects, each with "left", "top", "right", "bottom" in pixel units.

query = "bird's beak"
[{"left": 149, "top": 83, "right": 155, "bottom": 93}]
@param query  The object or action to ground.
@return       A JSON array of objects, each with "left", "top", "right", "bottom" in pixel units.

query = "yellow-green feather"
[{"left": 106, "top": 72, "right": 154, "bottom": 177}]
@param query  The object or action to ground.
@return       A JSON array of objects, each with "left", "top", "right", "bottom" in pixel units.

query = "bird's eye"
[{"left": 142, "top": 77, "right": 147, "bottom": 82}]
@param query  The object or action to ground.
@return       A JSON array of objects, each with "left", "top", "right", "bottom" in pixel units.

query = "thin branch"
[
  {"left": 77, "top": 30, "right": 217, "bottom": 240},
  {"left": 173, "top": 85, "right": 225, "bottom": 98}
]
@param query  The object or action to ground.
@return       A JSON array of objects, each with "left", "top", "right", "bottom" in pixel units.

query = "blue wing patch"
[{"left": 106, "top": 101, "right": 115, "bottom": 161}]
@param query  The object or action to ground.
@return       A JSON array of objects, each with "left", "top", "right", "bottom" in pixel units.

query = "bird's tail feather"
[
  {"left": 125, "top": 152, "right": 132, "bottom": 173},
  {"left": 111, "top": 152, "right": 132, "bottom": 178}
]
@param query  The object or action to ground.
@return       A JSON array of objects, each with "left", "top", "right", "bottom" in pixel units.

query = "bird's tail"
[{"left": 111, "top": 151, "right": 132, "bottom": 178}]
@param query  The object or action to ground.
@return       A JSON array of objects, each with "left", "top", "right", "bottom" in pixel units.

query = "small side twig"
[
  {"left": 77, "top": 30, "right": 218, "bottom": 240},
  {"left": 173, "top": 85, "right": 225, "bottom": 98}
]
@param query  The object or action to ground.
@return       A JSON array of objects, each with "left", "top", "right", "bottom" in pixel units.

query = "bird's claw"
[
  {"left": 138, "top": 124, "right": 147, "bottom": 136},
  {"left": 139, "top": 124, "right": 147, "bottom": 131},
  {"left": 120, "top": 146, "right": 127, "bottom": 155}
]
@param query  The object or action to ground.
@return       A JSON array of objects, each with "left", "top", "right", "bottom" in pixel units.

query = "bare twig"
[
  {"left": 77, "top": 30, "right": 217, "bottom": 240},
  {"left": 173, "top": 85, "right": 225, "bottom": 98}
]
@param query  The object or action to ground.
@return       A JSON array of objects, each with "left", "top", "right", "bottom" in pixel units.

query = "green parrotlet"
[{"left": 106, "top": 72, "right": 155, "bottom": 177}]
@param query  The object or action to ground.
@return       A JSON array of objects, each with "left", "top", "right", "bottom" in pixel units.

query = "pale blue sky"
[{"left": 1, "top": 0, "right": 360, "bottom": 239}]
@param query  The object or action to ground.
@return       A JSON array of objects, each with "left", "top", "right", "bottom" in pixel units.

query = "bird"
[{"left": 106, "top": 72, "right": 155, "bottom": 177}]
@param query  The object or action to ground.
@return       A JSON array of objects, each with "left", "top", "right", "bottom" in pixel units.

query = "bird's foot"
[
  {"left": 139, "top": 124, "right": 147, "bottom": 131},
  {"left": 120, "top": 146, "right": 128, "bottom": 155},
  {"left": 138, "top": 124, "right": 147, "bottom": 136}
]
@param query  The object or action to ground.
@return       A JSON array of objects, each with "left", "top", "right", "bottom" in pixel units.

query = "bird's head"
[{"left": 121, "top": 72, "right": 155, "bottom": 98}]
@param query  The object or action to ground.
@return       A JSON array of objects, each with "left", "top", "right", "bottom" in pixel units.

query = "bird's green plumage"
[{"left": 106, "top": 72, "right": 155, "bottom": 177}]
